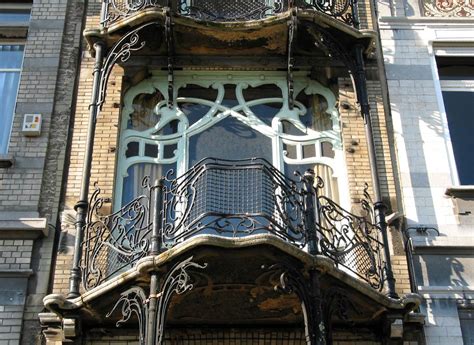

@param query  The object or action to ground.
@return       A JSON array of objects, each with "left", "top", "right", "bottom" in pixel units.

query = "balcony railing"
[
  {"left": 101, "top": 0, "right": 358, "bottom": 28},
  {"left": 81, "top": 158, "right": 386, "bottom": 292}
]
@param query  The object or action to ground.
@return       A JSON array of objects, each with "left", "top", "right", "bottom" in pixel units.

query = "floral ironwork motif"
[
  {"left": 107, "top": 287, "right": 148, "bottom": 344},
  {"left": 100, "top": 0, "right": 359, "bottom": 28},
  {"left": 423, "top": 0, "right": 474, "bottom": 16},
  {"left": 81, "top": 177, "right": 156, "bottom": 290},
  {"left": 178, "top": 0, "right": 286, "bottom": 21},
  {"left": 161, "top": 158, "right": 307, "bottom": 248},
  {"left": 316, "top": 183, "right": 386, "bottom": 290},
  {"left": 101, "top": 0, "right": 167, "bottom": 27},
  {"left": 82, "top": 159, "right": 387, "bottom": 291},
  {"left": 106, "top": 257, "right": 207, "bottom": 345}
]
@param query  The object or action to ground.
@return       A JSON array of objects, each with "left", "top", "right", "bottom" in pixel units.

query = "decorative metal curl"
[
  {"left": 106, "top": 257, "right": 207, "bottom": 345},
  {"left": 266, "top": 264, "right": 327, "bottom": 345},
  {"left": 154, "top": 256, "right": 207, "bottom": 344},
  {"left": 160, "top": 158, "right": 307, "bottom": 248},
  {"left": 97, "top": 21, "right": 158, "bottom": 109},
  {"left": 107, "top": 287, "right": 148, "bottom": 345},
  {"left": 81, "top": 177, "right": 158, "bottom": 290},
  {"left": 102, "top": 0, "right": 166, "bottom": 27}
]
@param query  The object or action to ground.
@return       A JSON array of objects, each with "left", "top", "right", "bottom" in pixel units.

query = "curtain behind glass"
[{"left": 0, "top": 45, "right": 24, "bottom": 154}]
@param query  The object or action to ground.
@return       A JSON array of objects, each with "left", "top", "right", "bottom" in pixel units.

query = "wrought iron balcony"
[
  {"left": 81, "top": 158, "right": 387, "bottom": 292},
  {"left": 101, "top": 0, "right": 359, "bottom": 29}
]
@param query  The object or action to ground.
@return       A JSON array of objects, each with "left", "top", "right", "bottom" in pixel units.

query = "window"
[
  {"left": 459, "top": 309, "right": 474, "bottom": 345},
  {"left": 436, "top": 56, "right": 474, "bottom": 185},
  {"left": 115, "top": 72, "right": 348, "bottom": 210},
  {"left": 0, "top": 44, "right": 24, "bottom": 154}
]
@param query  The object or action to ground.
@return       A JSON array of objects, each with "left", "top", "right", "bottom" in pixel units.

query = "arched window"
[{"left": 115, "top": 72, "right": 348, "bottom": 210}]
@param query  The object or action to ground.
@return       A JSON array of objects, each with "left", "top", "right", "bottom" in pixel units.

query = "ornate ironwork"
[
  {"left": 322, "top": 287, "right": 361, "bottom": 343},
  {"left": 296, "top": 0, "right": 358, "bottom": 26},
  {"left": 267, "top": 264, "right": 327, "bottom": 345},
  {"left": 97, "top": 22, "right": 157, "bottom": 109},
  {"left": 100, "top": 0, "right": 358, "bottom": 28},
  {"left": 153, "top": 257, "right": 207, "bottom": 344},
  {"left": 81, "top": 177, "right": 156, "bottom": 290},
  {"left": 287, "top": 6, "right": 297, "bottom": 110},
  {"left": 161, "top": 158, "right": 307, "bottom": 248},
  {"left": 423, "top": 0, "right": 474, "bottom": 16},
  {"left": 101, "top": 0, "right": 167, "bottom": 27},
  {"left": 82, "top": 158, "right": 387, "bottom": 291},
  {"left": 316, "top": 183, "right": 386, "bottom": 290},
  {"left": 178, "top": 0, "right": 287, "bottom": 21},
  {"left": 107, "top": 287, "right": 148, "bottom": 344},
  {"left": 106, "top": 257, "right": 206, "bottom": 345}
]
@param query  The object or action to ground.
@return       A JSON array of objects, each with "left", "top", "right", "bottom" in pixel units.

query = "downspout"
[
  {"left": 353, "top": 44, "right": 398, "bottom": 299},
  {"left": 68, "top": 41, "right": 105, "bottom": 299}
]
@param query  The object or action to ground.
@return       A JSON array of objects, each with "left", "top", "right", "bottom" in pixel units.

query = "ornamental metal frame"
[
  {"left": 100, "top": 0, "right": 359, "bottom": 28},
  {"left": 81, "top": 158, "right": 388, "bottom": 291},
  {"left": 106, "top": 256, "right": 207, "bottom": 345}
]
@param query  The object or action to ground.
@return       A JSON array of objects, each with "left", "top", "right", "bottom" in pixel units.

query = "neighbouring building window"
[
  {"left": 0, "top": 44, "right": 24, "bottom": 154},
  {"left": 437, "top": 56, "right": 474, "bottom": 185},
  {"left": 459, "top": 309, "right": 474, "bottom": 345},
  {"left": 115, "top": 72, "right": 348, "bottom": 209}
]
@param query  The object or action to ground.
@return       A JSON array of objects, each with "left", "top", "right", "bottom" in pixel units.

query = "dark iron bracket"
[
  {"left": 107, "top": 257, "right": 207, "bottom": 345},
  {"left": 268, "top": 264, "right": 327, "bottom": 345},
  {"left": 165, "top": 7, "right": 175, "bottom": 109},
  {"left": 287, "top": 4, "right": 297, "bottom": 110}
]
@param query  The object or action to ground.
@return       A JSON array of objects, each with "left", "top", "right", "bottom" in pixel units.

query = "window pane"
[
  {"left": 0, "top": 45, "right": 24, "bottom": 69},
  {"left": 0, "top": 45, "right": 23, "bottom": 154},
  {"left": 0, "top": 9, "right": 30, "bottom": 23},
  {"left": 437, "top": 56, "right": 474, "bottom": 81},
  {"left": 189, "top": 116, "right": 272, "bottom": 166},
  {"left": 442, "top": 91, "right": 474, "bottom": 185}
]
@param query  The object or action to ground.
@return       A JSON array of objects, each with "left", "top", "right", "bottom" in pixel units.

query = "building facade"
[
  {"left": 377, "top": 0, "right": 474, "bottom": 343},
  {"left": 0, "top": 0, "right": 432, "bottom": 344}
]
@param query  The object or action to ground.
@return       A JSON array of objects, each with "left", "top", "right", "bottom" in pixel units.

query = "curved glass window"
[{"left": 115, "top": 72, "right": 347, "bottom": 210}]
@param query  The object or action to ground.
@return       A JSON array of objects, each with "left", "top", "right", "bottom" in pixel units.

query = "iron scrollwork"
[
  {"left": 81, "top": 177, "right": 158, "bottom": 289},
  {"left": 97, "top": 21, "right": 158, "bottom": 110},
  {"left": 161, "top": 158, "right": 307, "bottom": 248},
  {"left": 178, "top": 0, "right": 287, "bottom": 21},
  {"left": 316, "top": 183, "right": 387, "bottom": 290},
  {"left": 101, "top": 0, "right": 167, "bottom": 27},
  {"left": 106, "top": 257, "right": 207, "bottom": 345},
  {"left": 82, "top": 158, "right": 387, "bottom": 291},
  {"left": 267, "top": 264, "right": 327, "bottom": 345},
  {"left": 107, "top": 287, "right": 149, "bottom": 344}
]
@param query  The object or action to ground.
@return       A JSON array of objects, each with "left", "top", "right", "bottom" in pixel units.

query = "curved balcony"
[
  {"left": 81, "top": 157, "right": 387, "bottom": 292},
  {"left": 101, "top": 0, "right": 359, "bottom": 29}
]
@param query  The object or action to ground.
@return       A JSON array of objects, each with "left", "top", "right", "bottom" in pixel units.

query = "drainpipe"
[
  {"left": 68, "top": 41, "right": 105, "bottom": 299},
  {"left": 353, "top": 44, "right": 398, "bottom": 299}
]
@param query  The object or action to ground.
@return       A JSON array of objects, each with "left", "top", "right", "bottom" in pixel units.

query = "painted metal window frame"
[{"left": 115, "top": 71, "right": 349, "bottom": 210}]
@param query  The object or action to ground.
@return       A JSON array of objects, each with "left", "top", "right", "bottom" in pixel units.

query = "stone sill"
[
  {"left": 379, "top": 16, "right": 474, "bottom": 24},
  {"left": 0, "top": 154, "right": 14, "bottom": 169},
  {"left": 0, "top": 217, "right": 48, "bottom": 238},
  {"left": 412, "top": 236, "right": 474, "bottom": 249},
  {"left": 445, "top": 185, "right": 474, "bottom": 199},
  {"left": 0, "top": 269, "right": 33, "bottom": 277}
]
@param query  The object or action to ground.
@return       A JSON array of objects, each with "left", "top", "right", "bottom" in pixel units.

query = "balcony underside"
[
  {"left": 84, "top": 9, "right": 375, "bottom": 59},
  {"left": 44, "top": 236, "right": 421, "bottom": 328}
]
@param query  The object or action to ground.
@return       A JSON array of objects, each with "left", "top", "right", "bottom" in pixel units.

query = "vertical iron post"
[
  {"left": 303, "top": 169, "right": 319, "bottom": 255},
  {"left": 353, "top": 44, "right": 398, "bottom": 298},
  {"left": 68, "top": 42, "right": 105, "bottom": 299},
  {"left": 151, "top": 179, "right": 164, "bottom": 255}
]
